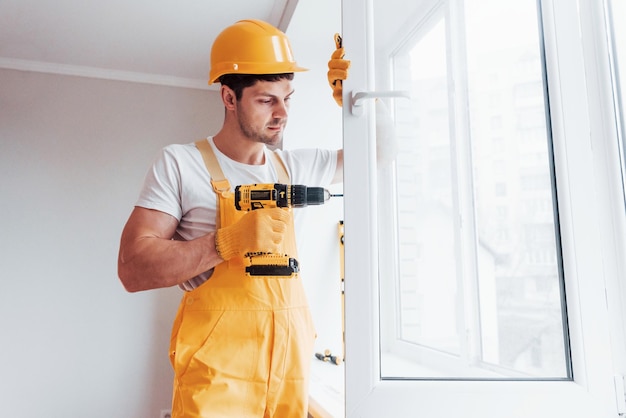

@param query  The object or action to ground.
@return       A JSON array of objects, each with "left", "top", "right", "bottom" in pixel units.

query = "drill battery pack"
[{"left": 244, "top": 253, "right": 300, "bottom": 278}]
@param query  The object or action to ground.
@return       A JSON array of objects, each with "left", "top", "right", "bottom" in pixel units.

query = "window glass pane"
[
  {"left": 379, "top": 0, "right": 571, "bottom": 380},
  {"left": 395, "top": 19, "right": 459, "bottom": 356}
]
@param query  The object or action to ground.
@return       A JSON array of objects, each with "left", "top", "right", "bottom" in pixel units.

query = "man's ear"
[{"left": 221, "top": 86, "right": 236, "bottom": 109}]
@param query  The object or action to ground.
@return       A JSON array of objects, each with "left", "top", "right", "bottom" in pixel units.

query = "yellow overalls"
[{"left": 169, "top": 140, "right": 316, "bottom": 418}]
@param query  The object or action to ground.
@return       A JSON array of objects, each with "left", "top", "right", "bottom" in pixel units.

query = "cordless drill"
[{"left": 234, "top": 183, "right": 339, "bottom": 277}]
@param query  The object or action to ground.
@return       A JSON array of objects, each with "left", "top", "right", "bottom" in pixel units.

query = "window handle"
[{"left": 350, "top": 90, "right": 410, "bottom": 116}]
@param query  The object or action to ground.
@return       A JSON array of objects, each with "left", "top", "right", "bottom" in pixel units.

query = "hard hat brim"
[{"left": 208, "top": 64, "right": 309, "bottom": 85}]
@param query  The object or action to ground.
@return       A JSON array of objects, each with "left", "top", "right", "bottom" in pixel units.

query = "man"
[{"left": 118, "top": 19, "right": 349, "bottom": 417}]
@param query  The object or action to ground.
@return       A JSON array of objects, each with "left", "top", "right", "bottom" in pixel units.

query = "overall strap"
[
  {"left": 195, "top": 139, "right": 231, "bottom": 194},
  {"left": 268, "top": 150, "right": 290, "bottom": 184},
  {"left": 197, "top": 138, "right": 291, "bottom": 186}
]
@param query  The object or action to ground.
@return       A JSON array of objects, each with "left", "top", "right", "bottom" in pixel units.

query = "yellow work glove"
[
  {"left": 215, "top": 208, "right": 291, "bottom": 261},
  {"left": 327, "top": 33, "right": 350, "bottom": 107}
]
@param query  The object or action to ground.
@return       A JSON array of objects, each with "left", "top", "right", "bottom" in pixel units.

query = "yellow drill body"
[{"left": 234, "top": 183, "right": 330, "bottom": 277}]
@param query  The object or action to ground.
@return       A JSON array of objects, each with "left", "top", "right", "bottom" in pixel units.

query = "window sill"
[{"left": 308, "top": 358, "right": 345, "bottom": 418}]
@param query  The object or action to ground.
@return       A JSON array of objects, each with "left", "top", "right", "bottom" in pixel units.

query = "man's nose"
[{"left": 273, "top": 101, "right": 288, "bottom": 118}]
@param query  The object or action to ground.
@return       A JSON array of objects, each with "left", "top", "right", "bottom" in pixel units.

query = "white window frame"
[{"left": 341, "top": 0, "right": 626, "bottom": 416}]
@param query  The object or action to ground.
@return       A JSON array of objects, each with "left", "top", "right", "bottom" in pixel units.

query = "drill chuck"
[{"left": 290, "top": 184, "right": 326, "bottom": 207}]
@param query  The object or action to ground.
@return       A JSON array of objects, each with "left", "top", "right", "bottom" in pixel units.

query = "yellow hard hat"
[{"left": 209, "top": 19, "right": 308, "bottom": 85}]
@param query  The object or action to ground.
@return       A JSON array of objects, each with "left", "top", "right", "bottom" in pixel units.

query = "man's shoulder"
[
  {"left": 159, "top": 141, "right": 201, "bottom": 160},
  {"left": 274, "top": 147, "right": 335, "bottom": 163},
  {"left": 163, "top": 141, "right": 197, "bottom": 152}
]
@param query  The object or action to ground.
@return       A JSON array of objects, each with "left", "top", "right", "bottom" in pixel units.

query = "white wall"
[
  {"left": 0, "top": 1, "right": 343, "bottom": 416},
  {"left": 0, "top": 69, "right": 222, "bottom": 417},
  {"left": 286, "top": 0, "right": 345, "bottom": 361}
]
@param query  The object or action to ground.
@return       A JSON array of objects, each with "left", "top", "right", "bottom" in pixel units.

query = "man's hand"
[
  {"left": 215, "top": 208, "right": 291, "bottom": 260},
  {"left": 327, "top": 33, "right": 350, "bottom": 107}
]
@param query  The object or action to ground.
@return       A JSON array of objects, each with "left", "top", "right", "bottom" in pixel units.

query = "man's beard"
[{"left": 237, "top": 106, "right": 284, "bottom": 146}]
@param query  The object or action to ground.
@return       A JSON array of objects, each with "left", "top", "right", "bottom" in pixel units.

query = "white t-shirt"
[{"left": 135, "top": 137, "right": 338, "bottom": 289}]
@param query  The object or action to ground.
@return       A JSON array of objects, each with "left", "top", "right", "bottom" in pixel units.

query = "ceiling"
[{"left": 0, "top": 0, "right": 299, "bottom": 89}]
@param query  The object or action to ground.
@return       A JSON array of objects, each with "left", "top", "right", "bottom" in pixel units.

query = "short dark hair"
[{"left": 217, "top": 73, "right": 294, "bottom": 100}]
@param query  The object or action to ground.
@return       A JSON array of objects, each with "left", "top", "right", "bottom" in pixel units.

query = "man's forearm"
[{"left": 118, "top": 232, "right": 221, "bottom": 292}]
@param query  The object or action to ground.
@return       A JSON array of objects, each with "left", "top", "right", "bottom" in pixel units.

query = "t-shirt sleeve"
[
  {"left": 278, "top": 148, "right": 338, "bottom": 186},
  {"left": 135, "top": 146, "right": 183, "bottom": 220}
]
